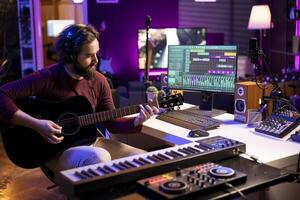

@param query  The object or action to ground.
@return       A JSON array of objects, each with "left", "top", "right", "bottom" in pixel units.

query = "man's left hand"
[{"left": 134, "top": 105, "right": 159, "bottom": 127}]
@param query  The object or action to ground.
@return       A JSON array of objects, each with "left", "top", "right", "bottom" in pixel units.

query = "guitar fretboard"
[{"left": 78, "top": 105, "right": 141, "bottom": 126}]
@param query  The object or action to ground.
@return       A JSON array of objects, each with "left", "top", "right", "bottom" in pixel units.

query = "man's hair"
[{"left": 55, "top": 24, "right": 99, "bottom": 63}]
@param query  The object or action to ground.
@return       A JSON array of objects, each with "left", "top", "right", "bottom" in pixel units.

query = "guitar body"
[
  {"left": 1, "top": 96, "right": 97, "bottom": 169},
  {"left": 0, "top": 93, "right": 184, "bottom": 169}
]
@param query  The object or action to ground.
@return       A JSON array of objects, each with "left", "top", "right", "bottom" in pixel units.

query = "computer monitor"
[
  {"left": 138, "top": 28, "right": 206, "bottom": 70},
  {"left": 167, "top": 45, "right": 237, "bottom": 114}
]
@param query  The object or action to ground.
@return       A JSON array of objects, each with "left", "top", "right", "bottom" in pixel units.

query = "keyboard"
[
  {"left": 57, "top": 136, "right": 245, "bottom": 196},
  {"left": 156, "top": 110, "right": 223, "bottom": 130}
]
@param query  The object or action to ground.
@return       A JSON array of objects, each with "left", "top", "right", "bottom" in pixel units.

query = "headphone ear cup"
[
  {"left": 63, "top": 41, "right": 74, "bottom": 62},
  {"left": 69, "top": 54, "right": 74, "bottom": 62}
]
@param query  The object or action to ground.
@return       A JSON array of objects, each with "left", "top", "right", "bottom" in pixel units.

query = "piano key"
[
  {"left": 97, "top": 167, "right": 110, "bottom": 174},
  {"left": 157, "top": 153, "right": 171, "bottom": 160},
  {"left": 118, "top": 162, "right": 132, "bottom": 169},
  {"left": 170, "top": 150, "right": 184, "bottom": 157},
  {"left": 124, "top": 160, "right": 138, "bottom": 168},
  {"left": 103, "top": 165, "right": 117, "bottom": 173},
  {"left": 187, "top": 146, "right": 201, "bottom": 153},
  {"left": 147, "top": 155, "right": 161, "bottom": 163},
  {"left": 183, "top": 147, "right": 196, "bottom": 154},
  {"left": 178, "top": 148, "right": 193, "bottom": 155},
  {"left": 139, "top": 157, "right": 152, "bottom": 165},
  {"left": 74, "top": 171, "right": 87, "bottom": 179},
  {"left": 152, "top": 154, "right": 166, "bottom": 161},
  {"left": 194, "top": 144, "right": 209, "bottom": 151},
  {"left": 87, "top": 168, "right": 100, "bottom": 176},
  {"left": 81, "top": 170, "right": 94, "bottom": 178},
  {"left": 112, "top": 163, "right": 127, "bottom": 171},
  {"left": 165, "top": 151, "right": 180, "bottom": 158},
  {"left": 132, "top": 158, "right": 145, "bottom": 166}
]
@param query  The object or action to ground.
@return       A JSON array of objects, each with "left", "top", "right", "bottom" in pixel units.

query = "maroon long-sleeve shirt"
[{"left": 0, "top": 63, "right": 141, "bottom": 134}]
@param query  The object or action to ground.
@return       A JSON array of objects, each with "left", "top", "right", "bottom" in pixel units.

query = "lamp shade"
[{"left": 248, "top": 5, "right": 271, "bottom": 30}]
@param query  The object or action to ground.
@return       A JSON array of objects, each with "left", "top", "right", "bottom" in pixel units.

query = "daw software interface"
[{"left": 167, "top": 45, "right": 237, "bottom": 94}]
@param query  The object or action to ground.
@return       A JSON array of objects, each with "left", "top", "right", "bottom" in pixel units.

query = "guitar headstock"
[{"left": 158, "top": 94, "right": 184, "bottom": 109}]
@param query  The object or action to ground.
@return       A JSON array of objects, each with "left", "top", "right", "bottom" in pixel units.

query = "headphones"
[{"left": 63, "top": 26, "right": 82, "bottom": 63}]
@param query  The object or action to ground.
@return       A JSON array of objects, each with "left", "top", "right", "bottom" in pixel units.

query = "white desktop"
[{"left": 142, "top": 103, "right": 300, "bottom": 164}]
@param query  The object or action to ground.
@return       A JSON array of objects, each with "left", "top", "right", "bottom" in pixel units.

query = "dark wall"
[
  {"left": 178, "top": 0, "right": 255, "bottom": 55},
  {"left": 0, "top": 0, "right": 20, "bottom": 85},
  {"left": 88, "top": 0, "right": 179, "bottom": 86}
]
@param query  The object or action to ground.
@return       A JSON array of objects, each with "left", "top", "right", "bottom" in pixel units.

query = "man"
[{"left": 0, "top": 24, "right": 158, "bottom": 172}]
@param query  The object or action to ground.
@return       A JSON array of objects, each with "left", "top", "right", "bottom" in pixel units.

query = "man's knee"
[{"left": 58, "top": 146, "right": 111, "bottom": 169}]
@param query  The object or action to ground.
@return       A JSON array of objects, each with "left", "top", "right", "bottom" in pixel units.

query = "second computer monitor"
[
  {"left": 168, "top": 45, "right": 237, "bottom": 93},
  {"left": 167, "top": 45, "right": 237, "bottom": 113}
]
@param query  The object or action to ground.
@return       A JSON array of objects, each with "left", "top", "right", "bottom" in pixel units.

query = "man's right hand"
[
  {"left": 11, "top": 110, "right": 64, "bottom": 144},
  {"left": 34, "top": 119, "right": 64, "bottom": 144}
]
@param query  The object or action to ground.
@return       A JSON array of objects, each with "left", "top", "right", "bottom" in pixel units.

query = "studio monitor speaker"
[{"left": 234, "top": 81, "right": 271, "bottom": 123}]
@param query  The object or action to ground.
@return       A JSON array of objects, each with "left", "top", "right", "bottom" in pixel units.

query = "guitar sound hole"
[{"left": 58, "top": 112, "right": 80, "bottom": 136}]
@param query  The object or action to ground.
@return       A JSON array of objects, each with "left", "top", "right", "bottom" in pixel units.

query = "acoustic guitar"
[{"left": 0, "top": 94, "right": 183, "bottom": 169}]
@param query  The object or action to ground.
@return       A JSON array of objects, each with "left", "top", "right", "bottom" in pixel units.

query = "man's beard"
[{"left": 73, "top": 62, "right": 96, "bottom": 80}]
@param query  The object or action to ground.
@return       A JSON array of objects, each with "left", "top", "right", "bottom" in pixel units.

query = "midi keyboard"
[{"left": 57, "top": 136, "right": 246, "bottom": 197}]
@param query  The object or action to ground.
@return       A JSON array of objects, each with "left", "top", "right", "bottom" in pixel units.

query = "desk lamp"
[{"left": 248, "top": 5, "right": 272, "bottom": 49}]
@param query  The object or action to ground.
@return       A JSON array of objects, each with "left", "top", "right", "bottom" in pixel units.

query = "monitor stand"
[{"left": 185, "top": 92, "right": 226, "bottom": 117}]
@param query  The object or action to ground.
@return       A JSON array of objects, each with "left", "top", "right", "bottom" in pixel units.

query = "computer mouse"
[{"left": 188, "top": 129, "right": 209, "bottom": 137}]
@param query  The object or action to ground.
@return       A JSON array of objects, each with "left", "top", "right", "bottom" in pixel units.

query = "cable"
[
  {"left": 242, "top": 152, "right": 263, "bottom": 164},
  {"left": 236, "top": 149, "right": 263, "bottom": 164},
  {"left": 260, "top": 50, "right": 281, "bottom": 93},
  {"left": 224, "top": 182, "right": 247, "bottom": 200},
  {"left": 263, "top": 96, "right": 300, "bottom": 114}
]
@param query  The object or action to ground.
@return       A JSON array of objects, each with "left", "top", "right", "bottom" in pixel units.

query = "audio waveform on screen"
[{"left": 182, "top": 74, "right": 235, "bottom": 92}]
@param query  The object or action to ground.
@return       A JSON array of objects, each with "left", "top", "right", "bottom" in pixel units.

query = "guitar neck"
[{"left": 78, "top": 104, "right": 144, "bottom": 126}]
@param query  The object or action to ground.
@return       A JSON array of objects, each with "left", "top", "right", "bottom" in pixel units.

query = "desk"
[
  {"left": 58, "top": 103, "right": 300, "bottom": 199},
  {"left": 142, "top": 103, "right": 300, "bottom": 164}
]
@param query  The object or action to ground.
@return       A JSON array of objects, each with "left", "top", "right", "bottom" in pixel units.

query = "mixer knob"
[
  {"left": 176, "top": 167, "right": 182, "bottom": 177},
  {"left": 187, "top": 175, "right": 194, "bottom": 183},
  {"left": 198, "top": 181, "right": 204, "bottom": 187},
  {"left": 199, "top": 174, "right": 205, "bottom": 180},
  {"left": 208, "top": 178, "right": 216, "bottom": 184}
]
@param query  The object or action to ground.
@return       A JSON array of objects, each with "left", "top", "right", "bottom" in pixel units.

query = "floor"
[{"left": 0, "top": 137, "right": 67, "bottom": 200}]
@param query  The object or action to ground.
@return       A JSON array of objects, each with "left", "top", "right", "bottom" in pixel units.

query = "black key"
[
  {"left": 74, "top": 171, "right": 87, "bottom": 179},
  {"left": 81, "top": 170, "right": 93, "bottom": 178},
  {"left": 113, "top": 163, "right": 127, "bottom": 171},
  {"left": 184, "top": 147, "right": 197, "bottom": 154},
  {"left": 118, "top": 162, "right": 131, "bottom": 169},
  {"left": 147, "top": 155, "right": 160, "bottom": 163},
  {"left": 170, "top": 150, "right": 184, "bottom": 157},
  {"left": 97, "top": 167, "right": 110, "bottom": 174},
  {"left": 178, "top": 148, "right": 192, "bottom": 155},
  {"left": 124, "top": 160, "right": 137, "bottom": 168},
  {"left": 103, "top": 165, "right": 116, "bottom": 173},
  {"left": 133, "top": 158, "right": 145, "bottom": 166},
  {"left": 87, "top": 168, "right": 100, "bottom": 176},
  {"left": 139, "top": 157, "right": 152, "bottom": 164},
  {"left": 195, "top": 144, "right": 209, "bottom": 151},
  {"left": 152, "top": 154, "right": 165, "bottom": 161},
  {"left": 165, "top": 151, "right": 179, "bottom": 158},
  {"left": 187, "top": 146, "right": 201, "bottom": 153},
  {"left": 158, "top": 153, "right": 171, "bottom": 160}
]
